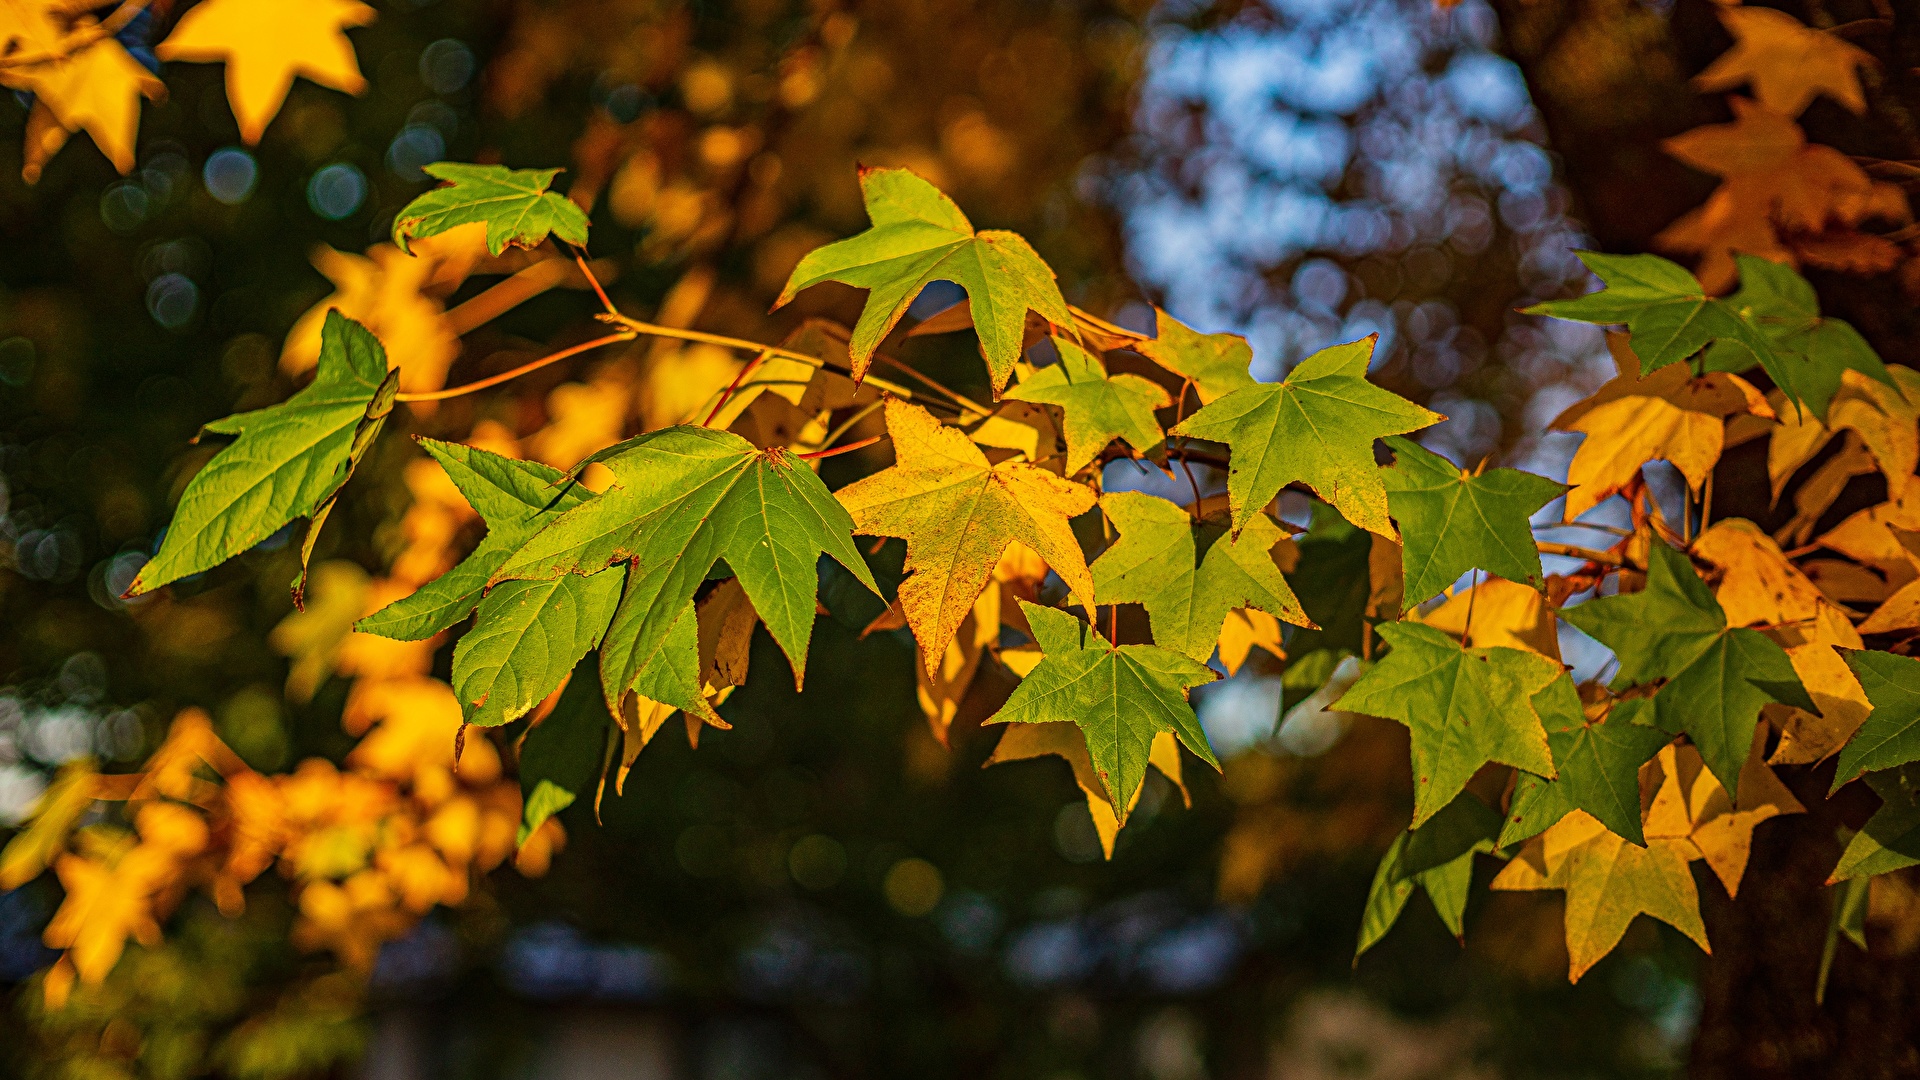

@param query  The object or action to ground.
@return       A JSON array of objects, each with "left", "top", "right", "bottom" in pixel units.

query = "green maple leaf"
[
  {"left": 1089, "top": 490, "right": 1310, "bottom": 663},
  {"left": 772, "top": 166, "right": 1072, "bottom": 392},
  {"left": 516, "top": 656, "right": 612, "bottom": 844},
  {"left": 492, "top": 426, "right": 877, "bottom": 688},
  {"left": 986, "top": 601, "right": 1217, "bottom": 815},
  {"left": 1006, "top": 337, "right": 1171, "bottom": 474},
  {"left": 1336, "top": 621, "right": 1559, "bottom": 828},
  {"left": 127, "top": 310, "right": 399, "bottom": 602},
  {"left": 1702, "top": 255, "right": 1891, "bottom": 419},
  {"left": 1525, "top": 252, "right": 1846, "bottom": 413},
  {"left": 358, "top": 441, "right": 590, "bottom": 640},
  {"left": 1833, "top": 650, "right": 1920, "bottom": 792},
  {"left": 1560, "top": 540, "right": 1812, "bottom": 800},
  {"left": 601, "top": 589, "right": 717, "bottom": 724},
  {"left": 1831, "top": 764, "right": 1920, "bottom": 882},
  {"left": 1171, "top": 337, "right": 1441, "bottom": 540},
  {"left": 1357, "top": 793, "right": 1502, "bottom": 958},
  {"left": 452, "top": 566, "right": 624, "bottom": 728},
  {"left": 1502, "top": 689, "right": 1671, "bottom": 847},
  {"left": 1135, "top": 310, "right": 1256, "bottom": 405},
  {"left": 1380, "top": 436, "right": 1566, "bottom": 608},
  {"left": 391, "top": 163, "right": 590, "bottom": 256}
]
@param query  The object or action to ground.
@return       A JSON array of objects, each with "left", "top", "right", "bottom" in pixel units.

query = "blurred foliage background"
[{"left": 0, "top": 0, "right": 1718, "bottom": 1076}]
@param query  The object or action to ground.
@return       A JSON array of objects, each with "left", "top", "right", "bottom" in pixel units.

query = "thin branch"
[
  {"left": 570, "top": 246, "right": 617, "bottom": 315},
  {"left": 444, "top": 256, "right": 615, "bottom": 336},
  {"left": 870, "top": 350, "right": 992, "bottom": 420},
  {"left": 704, "top": 349, "right": 771, "bottom": 427},
  {"left": 817, "top": 398, "right": 885, "bottom": 455},
  {"left": 598, "top": 313, "right": 980, "bottom": 418},
  {"left": 1537, "top": 520, "right": 1634, "bottom": 538},
  {"left": 798, "top": 434, "right": 884, "bottom": 460},
  {"left": 395, "top": 332, "right": 635, "bottom": 403},
  {"left": 1536, "top": 541, "right": 1630, "bottom": 568}
]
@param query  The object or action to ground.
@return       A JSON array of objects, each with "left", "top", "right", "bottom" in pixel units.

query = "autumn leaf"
[
  {"left": 985, "top": 601, "right": 1216, "bottom": 815},
  {"left": 1357, "top": 793, "right": 1501, "bottom": 957},
  {"left": 1830, "top": 764, "right": 1920, "bottom": 882},
  {"left": 1217, "top": 607, "right": 1286, "bottom": 676},
  {"left": 359, "top": 442, "right": 591, "bottom": 641},
  {"left": 986, "top": 717, "right": 1187, "bottom": 859},
  {"left": 1005, "top": 337, "right": 1170, "bottom": 474},
  {"left": 1491, "top": 810, "right": 1709, "bottom": 982},
  {"left": 1712, "top": 255, "right": 1894, "bottom": 418},
  {"left": 1379, "top": 436, "right": 1565, "bottom": 607},
  {"left": 1644, "top": 737, "right": 1802, "bottom": 897},
  {"left": 1503, "top": 690, "right": 1671, "bottom": 848},
  {"left": 392, "top": 164, "right": 592, "bottom": 256},
  {"left": 452, "top": 567, "right": 624, "bottom": 727},
  {"left": 916, "top": 574, "right": 1002, "bottom": 745},
  {"left": 43, "top": 847, "right": 175, "bottom": 986},
  {"left": 1657, "top": 103, "right": 1906, "bottom": 294},
  {"left": 128, "top": 311, "right": 400, "bottom": 602},
  {"left": 1089, "top": 490, "right": 1309, "bottom": 663},
  {"left": 1527, "top": 254, "right": 1836, "bottom": 409},
  {"left": 1832, "top": 650, "right": 1920, "bottom": 793},
  {"left": 281, "top": 244, "right": 464, "bottom": 398},
  {"left": 1135, "top": 310, "right": 1257, "bottom": 405},
  {"left": 773, "top": 166, "right": 1073, "bottom": 391},
  {"left": 0, "top": 759, "right": 99, "bottom": 890},
  {"left": 1171, "top": 337, "right": 1442, "bottom": 539},
  {"left": 1416, "top": 574, "right": 1561, "bottom": 657},
  {"left": 1692, "top": 5, "right": 1871, "bottom": 118},
  {"left": 493, "top": 425, "right": 877, "bottom": 687},
  {"left": 515, "top": 661, "right": 610, "bottom": 844},
  {"left": 1335, "top": 621, "right": 1559, "bottom": 828},
  {"left": 156, "top": 0, "right": 374, "bottom": 144},
  {"left": 834, "top": 398, "right": 1094, "bottom": 675},
  {"left": 1551, "top": 335, "right": 1771, "bottom": 520},
  {"left": 1825, "top": 367, "right": 1920, "bottom": 502},
  {"left": 1560, "top": 541, "right": 1813, "bottom": 799},
  {"left": 15, "top": 37, "right": 163, "bottom": 183}
]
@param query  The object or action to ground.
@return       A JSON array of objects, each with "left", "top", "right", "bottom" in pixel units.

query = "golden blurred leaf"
[{"left": 156, "top": 0, "right": 375, "bottom": 144}]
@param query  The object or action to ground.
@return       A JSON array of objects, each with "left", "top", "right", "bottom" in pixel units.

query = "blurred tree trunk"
[{"left": 1489, "top": 0, "right": 1920, "bottom": 1073}]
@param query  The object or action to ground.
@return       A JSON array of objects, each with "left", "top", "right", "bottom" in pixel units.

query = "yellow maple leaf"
[
  {"left": 985, "top": 701, "right": 1186, "bottom": 860},
  {"left": 0, "top": 758, "right": 99, "bottom": 890},
  {"left": 1217, "top": 608, "right": 1285, "bottom": 677},
  {"left": 156, "top": 0, "right": 375, "bottom": 144},
  {"left": 1827, "top": 367, "right": 1920, "bottom": 502},
  {"left": 836, "top": 398, "right": 1097, "bottom": 675},
  {"left": 530, "top": 371, "right": 632, "bottom": 471},
  {"left": 1692, "top": 518, "right": 1860, "bottom": 644},
  {"left": 1657, "top": 98, "right": 1906, "bottom": 291},
  {"left": 17, "top": 37, "right": 164, "bottom": 183},
  {"left": 42, "top": 845, "right": 176, "bottom": 987},
  {"left": 916, "top": 572, "right": 1000, "bottom": 746},
  {"left": 1491, "top": 809, "right": 1709, "bottom": 982},
  {"left": 1416, "top": 574, "right": 1562, "bottom": 659},
  {"left": 268, "top": 559, "right": 371, "bottom": 702},
  {"left": 281, "top": 244, "right": 463, "bottom": 397},
  {"left": 344, "top": 677, "right": 501, "bottom": 791},
  {"left": 1552, "top": 334, "right": 1772, "bottom": 520},
  {"left": 1693, "top": 6, "right": 1871, "bottom": 118},
  {"left": 1769, "top": 640, "right": 1870, "bottom": 765},
  {"left": 1643, "top": 737, "right": 1802, "bottom": 898}
]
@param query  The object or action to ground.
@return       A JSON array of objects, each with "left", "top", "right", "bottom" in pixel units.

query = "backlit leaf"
[
  {"left": 1336, "top": 621, "right": 1559, "bottom": 828},
  {"left": 1171, "top": 337, "right": 1442, "bottom": 539},
  {"left": 773, "top": 166, "right": 1072, "bottom": 391},
  {"left": 392, "top": 163, "right": 590, "bottom": 256},
  {"left": 986, "top": 601, "right": 1216, "bottom": 815},
  {"left": 128, "top": 311, "right": 400, "bottom": 602}
]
